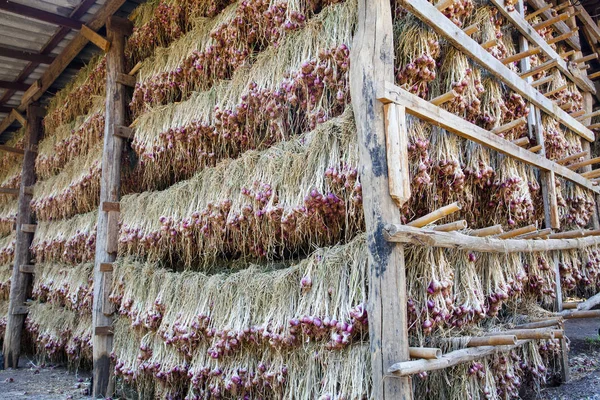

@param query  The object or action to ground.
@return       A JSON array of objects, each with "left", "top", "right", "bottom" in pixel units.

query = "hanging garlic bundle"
[
  {"left": 564, "top": 130, "right": 584, "bottom": 157},
  {"left": 491, "top": 156, "right": 536, "bottom": 226},
  {"left": 558, "top": 250, "right": 582, "bottom": 292},
  {"left": 479, "top": 77, "right": 509, "bottom": 130},
  {"left": 467, "top": 5, "right": 508, "bottom": 60},
  {"left": 438, "top": 0, "right": 474, "bottom": 27},
  {"left": 448, "top": 251, "right": 486, "bottom": 328},
  {"left": 407, "top": 117, "right": 432, "bottom": 193},
  {"left": 501, "top": 91, "right": 529, "bottom": 140},
  {"left": 500, "top": 27, "right": 519, "bottom": 73},
  {"left": 560, "top": 182, "right": 595, "bottom": 229},
  {"left": 579, "top": 246, "right": 600, "bottom": 292},
  {"left": 462, "top": 141, "right": 495, "bottom": 226},
  {"left": 541, "top": 116, "right": 569, "bottom": 161},
  {"left": 479, "top": 253, "right": 527, "bottom": 316},
  {"left": 394, "top": 16, "right": 440, "bottom": 98},
  {"left": 523, "top": 252, "right": 556, "bottom": 307},
  {"left": 433, "top": 47, "right": 484, "bottom": 122},
  {"left": 405, "top": 247, "right": 454, "bottom": 338},
  {"left": 428, "top": 126, "right": 466, "bottom": 207}
]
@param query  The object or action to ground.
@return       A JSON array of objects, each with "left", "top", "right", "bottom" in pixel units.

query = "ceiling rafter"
[
  {"left": 0, "top": 0, "right": 83, "bottom": 30},
  {"left": 0, "top": 46, "right": 55, "bottom": 64}
]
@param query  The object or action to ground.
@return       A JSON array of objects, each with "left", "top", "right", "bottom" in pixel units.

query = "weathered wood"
[
  {"left": 574, "top": 54, "right": 598, "bottom": 65},
  {"left": 529, "top": 144, "right": 542, "bottom": 153},
  {"left": 128, "top": 62, "right": 142, "bottom": 76},
  {"left": 0, "top": 188, "right": 19, "bottom": 196},
  {"left": 560, "top": 310, "right": 600, "bottom": 319},
  {"left": 581, "top": 169, "right": 600, "bottom": 179},
  {"left": 10, "top": 306, "right": 28, "bottom": 315},
  {"left": 511, "top": 137, "right": 530, "bottom": 147},
  {"left": 577, "top": 110, "right": 600, "bottom": 121},
  {"left": 0, "top": 145, "right": 24, "bottom": 155},
  {"left": 497, "top": 224, "right": 538, "bottom": 239},
  {"left": 589, "top": 71, "right": 600, "bottom": 80},
  {"left": 484, "top": 328, "right": 556, "bottom": 340},
  {"left": 568, "top": 156, "right": 600, "bottom": 170},
  {"left": 557, "top": 151, "right": 588, "bottom": 165},
  {"left": 101, "top": 201, "right": 120, "bottom": 212},
  {"left": 94, "top": 326, "right": 114, "bottom": 336},
  {"left": 517, "top": 228, "right": 553, "bottom": 239},
  {"left": 116, "top": 72, "right": 136, "bottom": 87},
  {"left": 407, "top": 202, "right": 461, "bottom": 227},
  {"left": 11, "top": 110, "right": 26, "bottom": 126},
  {"left": 574, "top": 4, "right": 600, "bottom": 44},
  {"left": 99, "top": 263, "right": 114, "bottom": 272},
  {"left": 18, "top": 265, "right": 34, "bottom": 274},
  {"left": 401, "top": 0, "right": 594, "bottom": 140},
  {"left": 531, "top": 75, "right": 553, "bottom": 88},
  {"left": 389, "top": 340, "right": 531, "bottom": 376},
  {"left": 92, "top": 16, "right": 130, "bottom": 398},
  {"left": 3, "top": 103, "right": 43, "bottom": 368},
  {"left": 469, "top": 224, "right": 503, "bottom": 236},
  {"left": 350, "top": 1, "right": 412, "bottom": 398},
  {"left": 80, "top": 25, "right": 111, "bottom": 52},
  {"left": 525, "top": 3, "right": 552, "bottom": 20},
  {"left": 514, "top": 318, "right": 561, "bottom": 329},
  {"left": 114, "top": 125, "right": 133, "bottom": 139},
  {"left": 430, "top": 89, "right": 457, "bottom": 106},
  {"left": 562, "top": 301, "right": 579, "bottom": 309},
  {"left": 409, "top": 347, "right": 442, "bottom": 359},
  {"left": 465, "top": 335, "right": 517, "bottom": 347},
  {"left": 547, "top": 30, "right": 578, "bottom": 45},
  {"left": 577, "top": 292, "right": 600, "bottom": 311},
  {"left": 380, "top": 85, "right": 600, "bottom": 193},
  {"left": 383, "top": 104, "right": 411, "bottom": 207},
  {"left": 492, "top": 117, "right": 527, "bottom": 134},
  {"left": 580, "top": 93, "right": 600, "bottom": 230},
  {"left": 520, "top": 59, "right": 559, "bottom": 79},
  {"left": 384, "top": 224, "right": 600, "bottom": 252},
  {"left": 531, "top": 12, "right": 571, "bottom": 31},
  {"left": 20, "top": 224, "right": 36, "bottom": 233},
  {"left": 548, "top": 229, "right": 586, "bottom": 239},
  {"left": 544, "top": 84, "right": 568, "bottom": 97},
  {"left": 432, "top": 220, "right": 467, "bottom": 231},
  {"left": 501, "top": 47, "right": 541, "bottom": 65}
]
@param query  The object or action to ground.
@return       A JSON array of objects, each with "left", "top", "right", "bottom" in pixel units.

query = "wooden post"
[
  {"left": 92, "top": 16, "right": 132, "bottom": 398},
  {"left": 2, "top": 103, "right": 43, "bottom": 368},
  {"left": 350, "top": 1, "right": 412, "bottom": 399}
]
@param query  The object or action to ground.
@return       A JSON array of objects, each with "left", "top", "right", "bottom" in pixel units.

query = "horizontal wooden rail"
[
  {"left": 379, "top": 84, "right": 600, "bottom": 193},
  {"left": 389, "top": 340, "right": 531, "bottom": 375},
  {"left": 384, "top": 224, "right": 600, "bottom": 252},
  {"left": 400, "top": 0, "right": 594, "bottom": 141}
]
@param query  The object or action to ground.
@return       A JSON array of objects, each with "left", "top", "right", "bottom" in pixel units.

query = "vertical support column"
[
  {"left": 350, "top": 1, "right": 412, "bottom": 399},
  {"left": 517, "top": 0, "right": 559, "bottom": 230},
  {"left": 581, "top": 92, "right": 600, "bottom": 229},
  {"left": 3, "top": 103, "right": 43, "bottom": 368},
  {"left": 92, "top": 16, "right": 132, "bottom": 398}
]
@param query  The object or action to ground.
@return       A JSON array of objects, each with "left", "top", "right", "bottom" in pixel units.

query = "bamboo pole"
[
  {"left": 544, "top": 84, "right": 568, "bottom": 97},
  {"left": 525, "top": 3, "right": 552, "bottom": 20},
  {"left": 577, "top": 110, "right": 600, "bottom": 122},
  {"left": 463, "top": 24, "right": 478, "bottom": 36},
  {"left": 573, "top": 53, "right": 598, "bottom": 64},
  {"left": 561, "top": 310, "right": 600, "bottom": 319},
  {"left": 514, "top": 318, "right": 561, "bottom": 329},
  {"left": 389, "top": 340, "right": 531, "bottom": 376},
  {"left": 532, "top": 13, "right": 571, "bottom": 30},
  {"left": 430, "top": 90, "right": 458, "bottom": 106},
  {"left": 492, "top": 117, "right": 527, "bottom": 134},
  {"left": 547, "top": 29, "right": 578, "bottom": 45},
  {"left": 582, "top": 169, "right": 600, "bottom": 179},
  {"left": 409, "top": 347, "right": 442, "bottom": 359},
  {"left": 466, "top": 335, "right": 518, "bottom": 347},
  {"left": 588, "top": 70, "right": 600, "bottom": 80},
  {"left": 577, "top": 292, "right": 600, "bottom": 311},
  {"left": 481, "top": 38, "right": 499, "bottom": 49},
  {"left": 512, "top": 137, "right": 530, "bottom": 147},
  {"left": 501, "top": 48, "right": 542, "bottom": 64},
  {"left": 435, "top": 0, "right": 453, "bottom": 10},
  {"left": 433, "top": 220, "right": 467, "bottom": 232},
  {"left": 484, "top": 328, "right": 556, "bottom": 340},
  {"left": 557, "top": 151, "right": 588, "bottom": 165},
  {"left": 562, "top": 301, "right": 580, "bottom": 309},
  {"left": 519, "top": 59, "right": 558, "bottom": 78},
  {"left": 531, "top": 75, "right": 553, "bottom": 87},
  {"left": 497, "top": 224, "right": 538, "bottom": 239},
  {"left": 469, "top": 225, "right": 503, "bottom": 237},
  {"left": 407, "top": 202, "right": 462, "bottom": 227},
  {"left": 548, "top": 229, "right": 586, "bottom": 239},
  {"left": 567, "top": 156, "right": 600, "bottom": 170},
  {"left": 529, "top": 144, "right": 542, "bottom": 153},
  {"left": 570, "top": 109, "right": 586, "bottom": 118},
  {"left": 517, "top": 228, "right": 553, "bottom": 239}
]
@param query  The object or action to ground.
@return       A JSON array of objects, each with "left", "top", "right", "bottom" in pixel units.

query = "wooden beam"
[
  {"left": 3, "top": 103, "right": 43, "bottom": 368},
  {"left": 0, "top": 188, "right": 18, "bottom": 196},
  {"left": 18, "top": 265, "right": 34, "bottom": 274},
  {"left": 114, "top": 125, "right": 134, "bottom": 140},
  {"left": 350, "top": 1, "right": 412, "bottom": 398},
  {"left": 0, "top": 0, "right": 83, "bottom": 30},
  {"left": 0, "top": 80, "right": 28, "bottom": 91},
  {"left": 101, "top": 201, "right": 120, "bottom": 212},
  {"left": 10, "top": 306, "right": 28, "bottom": 315},
  {"left": 17, "top": 0, "right": 129, "bottom": 111},
  {"left": 94, "top": 326, "right": 114, "bottom": 336},
  {"left": 80, "top": 25, "right": 110, "bottom": 52},
  {"left": 527, "top": 0, "right": 580, "bottom": 49},
  {"left": 525, "top": 3, "right": 552, "bottom": 20},
  {"left": 380, "top": 84, "right": 600, "bottom": 193},
  {"left": 99, "top": 263, "right": 113, "bottom": 272},
  {"left": 573, "top": 54, "right": 598, "bottom": 65},
  {"left": 116, "top": 72, "right": 136, "bottom": 87},
  {"left": 501, "top": 47, "right": 541, "bottom": 65},
  {"left": 520, "top": 59, "right": 558, "bottom": 79},
  {"left": 489, "top": 0, "right": 595, "bottom": 93},
  {"left": 20, "top": 224, "right": 36, "bottom": 233},
  {"left": 532, "top": 12, "right": 571, "bottom": 31},
  {"left": 0, "top": 145, "right": 24, "bottom": 155},
  {"left": 401, "top": 0, "right": 594, "bottom": 141},
  {"left": 0, "top": 46, "right": 54, "bottom": 64},
  {"left": 568, "top": 156, "right": 600, "bottom": 170},
  {"left": 384, "top": 224, "right": 600, "bottom": 252},
  {"left": 547, "top": 29, "right": 578, "bottom": 45},
  {"left": 384, "top": 104, "right": 411, "bottom": 207},
  {"left": 128, "top": 62, "right": 142, "bottom": 76},
  {"left": 10, "top": 110, "right": 25, "bottom": 126},
  {"left": 92, "top": 16, "right": 131, "bottom": 399},
  {"left": 574, "top": 4, "right": 600, "bottom": 44}
]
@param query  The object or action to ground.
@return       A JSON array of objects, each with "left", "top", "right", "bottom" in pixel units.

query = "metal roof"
[{"left": 0, "top": 0, "right": 142, "bottom": 143}]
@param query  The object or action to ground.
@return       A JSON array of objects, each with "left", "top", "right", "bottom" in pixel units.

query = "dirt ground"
[{"left": 0, "top": 319, "right": 597, "bottom": 399}]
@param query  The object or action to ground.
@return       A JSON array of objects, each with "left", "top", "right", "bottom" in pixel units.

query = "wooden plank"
[
  {"left": 350, "top": 1, "right": 412, "bottom": 398},
  {"left": 101, "top": 201, "right": 120, "bottom": 212},
  {"left": 402, "top": 0, "right": 594, "bottom": 141},
  {"left": 0, "top": 80, "right": 28, "bottom": 91},
  {"left": 547, "top": 30, "right": 578, "bottom": 45},
  {"left": 99, "top": 263, "right": 113, "bottom": 272},
  {"left": 0, "top": 46, "right": 55, "bottom": 64},
  {"left": 94, "top": 326, "right": 114, "bottom": 336},
  {"left": 574, "top": 4, "right": 600, "bottom": 44},
  {"left": 19, "top": 265, "right": 34, "bottom": 274},
  {"left": 116, "top": 72, "right": 136, "bottom": 87},
  {"left": 10, "top": 306, "right": 28, "bottom": 315},
  {"left": 383, "top": 104, "right": 410, "bottom": 207},
  {"left": 384, "top": 224, "right": 600, "bottom": 252},
  {"left": 0, "top": 188, "right": 18, "bottom": 196},
  {"left": 0, "top": 0, "right": 83, "bottom": 29},
  {"left": 0, "top": 145, "right": 24, "bottom": 155},
  {"left": 380, "top": 84, "right": 600, "bottom": 194},
  {"left": 114, "top": 125, "right": 133, "bottom": 140},
  {"left": 532, "top": 12, "right": 571, "bottom": 31},
  {"left": 20, "top": 81, "right": 42, "bottom": 108},
  {"left": 92, "top": 16, "right": 131, "bottom": 398},
  {"left": 527, "top": 0, "right": 580, "bottom": 49},
  {"left": 520, "top": 59, "right": 558, "bottom": 79},
  {"left": 20, "top": 224, "right": 36, "bottom": 233},
  {"left": 80, "top": 25, "right": 110, "bottom": 52},
  {"left": 10, "top": 109, "right": 26, "bottom": 126},
  {"left": 525, "top": 3, "right": 552, "bottom": 20},
  {"left": 3, "top": 104, "right": 43, "bottom": 368}
]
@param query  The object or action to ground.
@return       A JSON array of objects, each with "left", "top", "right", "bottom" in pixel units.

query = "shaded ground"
[
  {"left": 540, "top": 318, "right": 600, "bottom": 400},
  {"left": 0, "top": 358, "right": 91, "bottom": 399}
]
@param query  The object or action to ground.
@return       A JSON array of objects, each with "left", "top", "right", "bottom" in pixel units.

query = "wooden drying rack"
[{"left": 352, "top": 0, "right": 600, "bottom": 398}]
